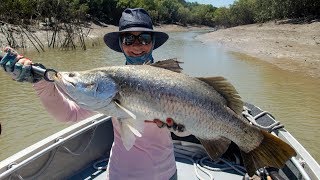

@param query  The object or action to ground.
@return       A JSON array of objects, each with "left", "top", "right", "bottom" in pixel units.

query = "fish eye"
[
  {"left": 84, "top": 83, "right": 95, "bottom": 89},
  {"left": 96, "top": 83, "right": 106, "bottom": 93}
]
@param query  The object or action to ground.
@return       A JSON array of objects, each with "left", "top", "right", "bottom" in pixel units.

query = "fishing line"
[{"left": 173, "top": 141, "right": 246, "bottom": 180}]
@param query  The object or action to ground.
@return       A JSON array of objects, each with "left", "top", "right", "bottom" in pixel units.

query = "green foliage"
[
  {"left": 0, "top": 0, "right": 38, "bottom": 24},
  {"left": 34, "top": 0, "right": 90, "bottom": 23},
  {"left": 190, "top": 4, "right": 216, "bottom": 26},
  {"left": 254, "top": 0, "right": 320, "bottom": 22},
  {"left": 88, "top": 0, "right": 121, "bottom": 24},
  {"left": 177, "top": 6, "right": 191, "bottom": 25},
  {"left": 214, "top": 7, "right": 232, "bottom": 27},
  {"left": 229, "top": 0, "right": 255, "bottom": 25}
]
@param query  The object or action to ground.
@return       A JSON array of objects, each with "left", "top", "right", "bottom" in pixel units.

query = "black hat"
[{"left": 104, "top": 8, "right": 169, "bottom": 52}]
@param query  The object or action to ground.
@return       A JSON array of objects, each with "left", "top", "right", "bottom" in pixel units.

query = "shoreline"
[
  {"left": 1, "top": 22, "right": 319, "bottom": 79},
  {"left": 196, "top": 21, "right": 320, "bottom": 79}
]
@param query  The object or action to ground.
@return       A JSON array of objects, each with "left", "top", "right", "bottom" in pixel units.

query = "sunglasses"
[{"left": 120, "top": 33, "right": 153, "bottom": 46}]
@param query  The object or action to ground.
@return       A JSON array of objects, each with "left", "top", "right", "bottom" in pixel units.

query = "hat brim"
[{"left": 104, "top": 27, "right": 169, "bottom": 52}]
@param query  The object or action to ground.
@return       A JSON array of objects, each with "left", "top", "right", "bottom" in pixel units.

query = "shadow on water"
[{"left": 0, "top": 30, "right": 319, "bottom": 163}]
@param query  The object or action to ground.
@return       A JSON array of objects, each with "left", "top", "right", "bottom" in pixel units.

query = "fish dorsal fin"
[
  {"left": 149, "top": 58, "right": 183, "bottom": 73},
  {"left": 197, "top": 136, "right": 231, "bottom": 160},
  {"left": 197, "top": 77, "right": 244, "bottom": 115}
]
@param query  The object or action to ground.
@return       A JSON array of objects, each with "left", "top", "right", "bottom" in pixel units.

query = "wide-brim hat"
[{"left": 104, "top": 8, "right": 169, "bottom": 52}]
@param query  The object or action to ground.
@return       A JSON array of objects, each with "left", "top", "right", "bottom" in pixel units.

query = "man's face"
[{"left": 120, "top": 31, "right": 153, "bottom": 57}]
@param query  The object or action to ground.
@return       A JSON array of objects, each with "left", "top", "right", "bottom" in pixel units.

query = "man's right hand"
[{"left": 0, "top": 47, "right": 41, "bottom": 83}]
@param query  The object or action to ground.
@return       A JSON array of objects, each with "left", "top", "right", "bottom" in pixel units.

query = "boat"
[{"left": 0, "top": 102, "right": 319, "bottom": 180}]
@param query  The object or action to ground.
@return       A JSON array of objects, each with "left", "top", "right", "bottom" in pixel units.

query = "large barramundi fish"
[{"left": 53, "top": 59, "right": 296, "bottom": 176}]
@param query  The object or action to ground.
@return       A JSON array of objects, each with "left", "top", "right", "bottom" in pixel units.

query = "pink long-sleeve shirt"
[{"left": 33, "top": 80, "right": 176, "bottom": 180}]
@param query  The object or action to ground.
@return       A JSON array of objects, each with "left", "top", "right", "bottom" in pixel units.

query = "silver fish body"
[
  {"left": 54, "top": 60, "right": 296, "bottom": 176},
  {"left": 104, "top": 65, "right": 262, "bottom": 152}
]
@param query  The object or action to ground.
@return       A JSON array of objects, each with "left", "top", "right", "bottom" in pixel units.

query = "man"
[{"left": 1, "top": 8, "right": 177, "bottom": 179}]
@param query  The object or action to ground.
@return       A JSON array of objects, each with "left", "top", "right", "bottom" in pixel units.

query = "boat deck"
[{"left": 68, "top": 155, "right": 244, "bottom": 180}]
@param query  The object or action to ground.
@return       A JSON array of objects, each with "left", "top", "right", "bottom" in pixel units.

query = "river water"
[{"left": 0, "top": 31, "right": 319, "bottom": 163}]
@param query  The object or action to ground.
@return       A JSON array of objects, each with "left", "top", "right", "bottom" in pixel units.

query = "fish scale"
[{"left": 110, "top": 67, "right": 262, "bottom": 148}]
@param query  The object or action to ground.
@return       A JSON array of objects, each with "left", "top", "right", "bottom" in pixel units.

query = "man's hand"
[{"left": 0, "top": 47, "right": 42, "bottom": 83}]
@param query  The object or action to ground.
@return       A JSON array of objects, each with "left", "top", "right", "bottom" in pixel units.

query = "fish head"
[{"left": 53, "top": 70, "right": 118, "bottom": 111}]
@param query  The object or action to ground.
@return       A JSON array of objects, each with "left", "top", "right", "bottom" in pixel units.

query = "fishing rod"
[{"left": 0, "top": 54, "right": 57, "bottom": 82}]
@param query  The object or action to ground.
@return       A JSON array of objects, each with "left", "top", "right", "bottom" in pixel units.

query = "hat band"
[{"left": 120, "top": 23, "right": 153, "bottom": 31}]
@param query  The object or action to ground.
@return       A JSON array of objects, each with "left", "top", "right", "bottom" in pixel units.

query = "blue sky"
[{"left": 186, "top": 0, "right": 236, "bottom": 7}]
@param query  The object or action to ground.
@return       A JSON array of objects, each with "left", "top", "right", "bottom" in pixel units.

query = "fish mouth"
[
  {"left": 53, "top": 72, "right": 60, "bottom": 81},
  {"left": 54, "top": 72, "right": 77, "bottom": 87},
  {"left": 53, "top": 73, "right": 77, "bottom": 102}
]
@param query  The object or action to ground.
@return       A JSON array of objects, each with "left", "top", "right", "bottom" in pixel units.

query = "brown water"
[{"left": 0, "top": 31, "right": 319, "bottom": 163}]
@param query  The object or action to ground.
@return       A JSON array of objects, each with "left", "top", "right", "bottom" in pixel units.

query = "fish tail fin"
[{"left": 241, "top": 131, "right": 296, "bottom": 176}]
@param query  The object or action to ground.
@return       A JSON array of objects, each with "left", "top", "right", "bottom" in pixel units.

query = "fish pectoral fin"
[
  {"left": 125, "top": 117, "right": 145, "bottom": 137},
  {"left": 119, "top": 120, "right": 140, "bottom": 150},
  {"left": 127, "top": 124, "right": 142, "bottom": 138},
  {"left": 114, "top": 100, "right": 136, "bottom": 119},
  {"left": 197, "top": 77, "right": 244, "bottom": 115},
  {"left": 149, "top": 58, "right": 183, "bottom": 73},
  {"left": 119, "top": 117, "right": 144, "bottom": 138},
  {"left": 114, "top": 101, "right": 145, "bottom": 137},
  {"left": 197, "top": 136, "right": 231, "bottom": 160},
  {"left": 240, "top": 131, "right": 296, "bottom": 177}
]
